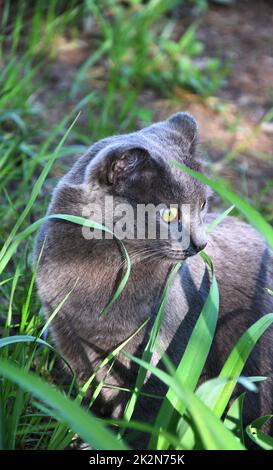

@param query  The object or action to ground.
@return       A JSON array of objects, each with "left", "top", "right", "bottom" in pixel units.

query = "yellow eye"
[
  {"left": 200, "top": 200, "right": 206, "bottom": 210},
  {"left": 161, "top": 207, "right": 178, "bottom": 223}
]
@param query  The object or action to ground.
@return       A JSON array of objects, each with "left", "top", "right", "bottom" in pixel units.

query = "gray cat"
[{"left": 35, "top": 112, "right": 273, "bottom": 444}]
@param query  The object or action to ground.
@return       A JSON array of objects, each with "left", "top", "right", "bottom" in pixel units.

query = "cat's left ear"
[{"left": 168, "top": 112, "right": 198, "bottom": 157}]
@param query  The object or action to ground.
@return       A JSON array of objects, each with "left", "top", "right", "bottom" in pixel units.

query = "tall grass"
[{"left": 0, "top": 0, "right": 272, "bottom": 451}]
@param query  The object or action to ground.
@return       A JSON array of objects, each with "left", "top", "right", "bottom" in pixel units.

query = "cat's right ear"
[
  {"left": 85, "top": 146, "right": 160, "bottom": 189},
  {"left": 106, "top": 148, "right": 151, "bottom": 186}
]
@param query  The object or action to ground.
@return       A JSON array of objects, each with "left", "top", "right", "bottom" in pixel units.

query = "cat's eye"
[
  {"left": 200, "top": 200, "right": 206, "bottom": 210},
  {"left": 161, "top": 207, "right": 178, "bottom": 224}
]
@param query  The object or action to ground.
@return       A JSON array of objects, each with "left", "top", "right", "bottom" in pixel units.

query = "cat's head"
[{"left": 81, "top": 112, "right": 209, "bottom": 262}]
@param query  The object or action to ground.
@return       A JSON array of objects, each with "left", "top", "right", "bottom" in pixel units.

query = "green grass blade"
[
  {"left": 206, "top": 205, "right": 235, "bottom": 234},
  {"left": 104, "top": 418, "right": 186, "bottom": 450},
  {"left": 38, "top": 282, "right": 77, "bottom": 338},
  {"left": 4, "top": 265, "right": 20, "bottom": 335},
  {"left": 246, "top": 415, "right": 273, "bottom": 450},
  {"left": 124, "top": 352, "right": 245, "bottom": 450},
  {"left": 0, "top": 381, "right": 4, "bottom": 449},
  {"left": 20, "top": 240, "right": 45, "bottom": 334},
  {"left": 179, "top": 377, "right": 260, "bottom": 449},
  {"left": 150, "top": 252, "right": 219, "bottom": 449},
  {"left": 0, "top": 335, "right": 74, "bottom": 378},
  {"left": 224, "top": 393, "right": 246, "bottom": 446},
  {"left": 0, "top": 358, "right": 128, "bottom": 450},
  {"left": 212, "top": 314, "right": 273, "bottom": 417},
  {"left": 77, "top": 318, "right": 149, "bottom": 400},
  {"left": 0, "top": 213, "right": 131, "bottom": 316},
  {"left": 0, "top": 335, "right": 54, "bottom": 350},
  {"left": 120, "top": 261, "right": 182, "bottom": 437}
]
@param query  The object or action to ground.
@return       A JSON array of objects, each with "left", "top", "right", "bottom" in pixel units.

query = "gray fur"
[{"left": 35, "top": 112, "right": 273, "bottom": 441}]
